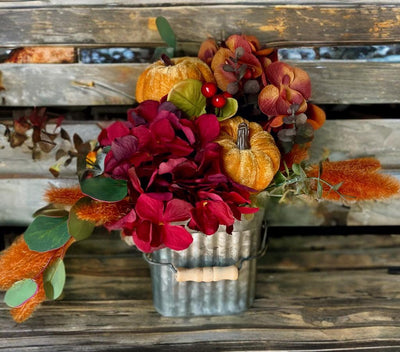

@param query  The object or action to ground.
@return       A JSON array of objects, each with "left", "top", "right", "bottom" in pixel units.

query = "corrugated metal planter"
[{"left": 145, "top": 210, "right": 266, "bottom": 316}]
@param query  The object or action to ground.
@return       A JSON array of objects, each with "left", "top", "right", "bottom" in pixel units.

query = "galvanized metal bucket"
[{"left": 145, "top": 210, "right": 267, "bottom": 317}]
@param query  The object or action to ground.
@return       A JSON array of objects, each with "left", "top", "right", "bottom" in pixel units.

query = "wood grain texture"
[
  {"left": 0, "top": 232, "right": 399, "bottom": 351},
  {"left": 2, "top": 4, "right": 400, "bottom": 47},
  {"left": 1, "top": 120, "right": 400, "bottom": 226},
  {"left": 2, "top": 61, "right": 400, "bottom": 106}
]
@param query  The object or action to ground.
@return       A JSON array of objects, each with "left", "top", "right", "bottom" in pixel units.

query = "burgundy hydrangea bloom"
[{"left": 98, "top": 100, "right": 258, "bottom": 252}]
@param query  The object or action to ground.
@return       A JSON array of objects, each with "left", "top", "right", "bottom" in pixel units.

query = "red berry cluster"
[{"left": 201, "top": 82, "right": 231, "bottom": 109}]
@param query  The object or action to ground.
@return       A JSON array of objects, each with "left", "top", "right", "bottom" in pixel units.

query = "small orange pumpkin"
[
  {"left": 135, "top": 56, "right": 215, "bottom": 102},
  {"left": 216, "top": 116, "right": 281, "bottom": 191}
]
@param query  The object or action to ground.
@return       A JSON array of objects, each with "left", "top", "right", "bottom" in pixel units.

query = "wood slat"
[
  {"left": 2, "top": 3, "right": 400, "bottom": 47},
  {"left": 1, "top": 119, "right": 400, "bottom": 226},
  {"left": 1, "top": 218, "right": 399, "bottom": 351},
  {"left": 2, "top": 61, "right": 400, "bottom": 106}
]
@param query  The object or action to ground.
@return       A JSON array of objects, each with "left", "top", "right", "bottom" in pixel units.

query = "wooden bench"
[{"left": 1, "top": 1, "right": 400, "bottom": 350}]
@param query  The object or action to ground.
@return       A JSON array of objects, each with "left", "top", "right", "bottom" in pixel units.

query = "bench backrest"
[
  {"left": 1, "top": 1, "right": 400, "bottom": 227},
  {"left": 1, "top": 1, "right": 400, "bottom": 106}
]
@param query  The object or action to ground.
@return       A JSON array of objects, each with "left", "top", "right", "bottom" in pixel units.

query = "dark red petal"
[
  {"left": 132, "top": 221, "right": 153, "bottom": 253},
  {"left": 111, "top": 135, "right": 138, "bottom": 162},
  {"left": 105, "top": 121, "right": 131, "bottom": 142},
  {"left": 128, "top": 167, "right": 144, "bottom": 193},
  {"left": 151, "top": 118, "right": 176, "bottom": 142},
  {"left": 158, "top": 158, "right": 188, "bottom": 175},
  {"left": 207, "top": 200, "right": 235, "bottom": 226},
  {"left": 105, "top": 209, "right": 137, "bottom": 231},
  {"left": 164, "top": 199, "right": 192, "bottom": 222},
  {"left": 238, "top": 206, "right": 259, "bottom": 214},
  {"left": 189, "top": 205, "right": 220, "bottom": 235},
  {"left": 195, "top": 114, "right": 220, "bottom": 145},
  {"left": 162, "top": 224, "right": 193, "bottom": 251},
  {"left": 132, "top": 100, "right": 160, "bottom": 122},
  {"left": 135, "top": 194, "right": 163, "bottom": 223}
]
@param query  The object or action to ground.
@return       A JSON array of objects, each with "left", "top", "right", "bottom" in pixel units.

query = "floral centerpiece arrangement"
[{"left": 1, "top": 18, "right": 399, "bottom": 322}]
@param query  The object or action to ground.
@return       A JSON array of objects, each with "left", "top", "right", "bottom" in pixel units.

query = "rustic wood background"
[
  {"left": 0, "top": 230, "right": 399, "bottom": 351},
  {"left": 1, "top": 1, "right": 400, "bottom": 350}
]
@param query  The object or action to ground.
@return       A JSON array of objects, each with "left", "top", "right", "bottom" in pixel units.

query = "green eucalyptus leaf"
[
  {"left": 68, "top": 197, "right": 95, "bottom": 241},
  {"left": 33, "top": 204, "right": 69, "bottom": 218},
  {"left": 24, "top": 216, "right": 70, "bottom": 252},
  {"left": 156, "top": 16, "right": 177, "bottom": 49},
  {"left": 43, "top": 258, "right": 66, "bottom": 300},
  {"left": 4, "top": 279, "right": 38, "bottom": 308},
  {"left": 332, "top": 182, "right": 343, "bottom": 191},
  {"left": 167, "top": 79, "right": 207, "bottom": 119},
  {"left": 217, "top": 98, "right": 238, "bottom": 121},
  {"left": 153, "top": 46, "right": 175, "bottom": 61},
  {"left": 273, "top": 171, "right": 287, "bottom": 185},
  {"left": 292, "top": 163, "right": 302, "bottom": 176},
  {"left": 80, "top": 176, "right": 127, "bottom": 202}
]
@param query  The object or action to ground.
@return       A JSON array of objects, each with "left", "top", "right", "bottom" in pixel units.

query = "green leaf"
[
  {"left": 4, "top": 279, "right": 38, "bottom": 308},
  {"left": 24, "top": 216, "right": 70, "bottom": 252},
  {"left": 153, "top": 46, "right": 175, "bottom": 61},
  {"left": 332, "top": 182, "right": 343, "bottom": 191},
  {"left": 317, "top": 181, "right": 323, "bottom": 198},
  {"left": 43, "top": 258, "right": 66, "bottom": 300},
  {"left": 167, "top": 79, "right": 207, "bottom": 119},
  {"left": 68, "top": 197, "right": 96, "bottom": 241},
  {"left": 80, "top": 176, "right": 127, "bottom": 202},
  {"left": 273, "top": 171, "right": 287, "bottom": 185},
  {"left": 33, "top": 204, "right": 69, "bottom": 218},
  {"left": 156, "top": 16, "right": 176, "bottom": 49},
  {"left": 292, "top": 163, "right": 302, "bottom": 176},
  {"left": 217, "top": 98, "right": 238, "bottom": 121}
]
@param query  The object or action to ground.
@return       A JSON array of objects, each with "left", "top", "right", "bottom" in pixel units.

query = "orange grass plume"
[
  {"left": 74, "top": 199, "right": 131, "bottom": 226},
  {"left": 44, "top": 186, "right": 84, "bottom": 207},
  {"left": 0, "top": 235, "right": 75, "bottom": 322},
  {"left": 306, "top": 157, "right": 400, "bottom": 201}
]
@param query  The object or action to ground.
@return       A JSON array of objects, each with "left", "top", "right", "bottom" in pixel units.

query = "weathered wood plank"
[
  {"left": 0, "top": 64, "right": 139, "bottom": 106},
  {"left": 2, "top": 61, "right": 400, "bottom": 106},
  {"left": 3, "top": 0, "right": 400, "bottom": 8},
  {"left": 2, "top": 4, "right": 400, "bottom": 47},
  {"left": 0, "top": 272, "right": 399, "bottom": 350},
  {"left": 1, "top": 120, "right": 400, "bottom": 226}
]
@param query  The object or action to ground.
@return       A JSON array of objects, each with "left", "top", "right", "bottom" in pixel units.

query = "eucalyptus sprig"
[{"left": 265, "top": 161, "right": 351, "bottom": 204}]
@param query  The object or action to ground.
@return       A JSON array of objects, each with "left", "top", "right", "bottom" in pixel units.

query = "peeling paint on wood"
[{"left": 2, "top": 5, "right": 400, "bottom": 47}]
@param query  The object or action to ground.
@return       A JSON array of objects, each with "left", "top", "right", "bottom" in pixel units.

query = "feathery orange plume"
[
  {"left": 75, "top": 199, "right": 131, "bottom": 226},
  {"left": 44, "top": 186, "right": 84, "bottom": 206},
  {"left": 306, "top": 157, "right": 400, "bottom": 201},
  {"left": 0, "top": 236, "right": 75, "bottom": 322},
  {"left": 10, "top": 276, "right": 47, "bottom": 323},
  {"left": 0, "top": 236, "right": 75, "bottom": 290}
]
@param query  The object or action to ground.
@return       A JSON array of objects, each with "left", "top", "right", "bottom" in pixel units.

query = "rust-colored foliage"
[
  {"left": 0, "top": 236, "right": 75, "bottom": 322},
  {"left": 281, "top": 142, "right": 312, "bottom": 169},
  {"left": 307, "top": 157, "right": 400, "bottom": 201},
  {"left": 305, "top": 103, "right": 326, "bottom": 130},
  {"left": 44, "top": 186, "right": 84, "bottom": 206}
]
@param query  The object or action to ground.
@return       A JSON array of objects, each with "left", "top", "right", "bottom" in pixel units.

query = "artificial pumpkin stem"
[
  {"left": 160, "top": 54, "right": 174, "bottom": 66},
  {"left": 237, "top": 122, "right": 250, "bottom": 150}
]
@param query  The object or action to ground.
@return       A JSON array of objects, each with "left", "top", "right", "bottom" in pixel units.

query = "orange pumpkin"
[
  {"left": 135, "top": 56, "right": 215, "bottom": 102},
  {"left": 216, "top": 116, "right": 281, "bottom": 191}
]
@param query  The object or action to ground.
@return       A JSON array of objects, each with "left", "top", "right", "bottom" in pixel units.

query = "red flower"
[
  {"left": 188, "top": 191, "right": 235, "bottom": 235},
  {"left": 132, "top": 194, "right": 193, "bottom": 252}
]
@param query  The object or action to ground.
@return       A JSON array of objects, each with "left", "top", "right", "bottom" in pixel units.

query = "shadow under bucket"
[{"left": 145, "top": 210, "right": 267, "bottom": 317}]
